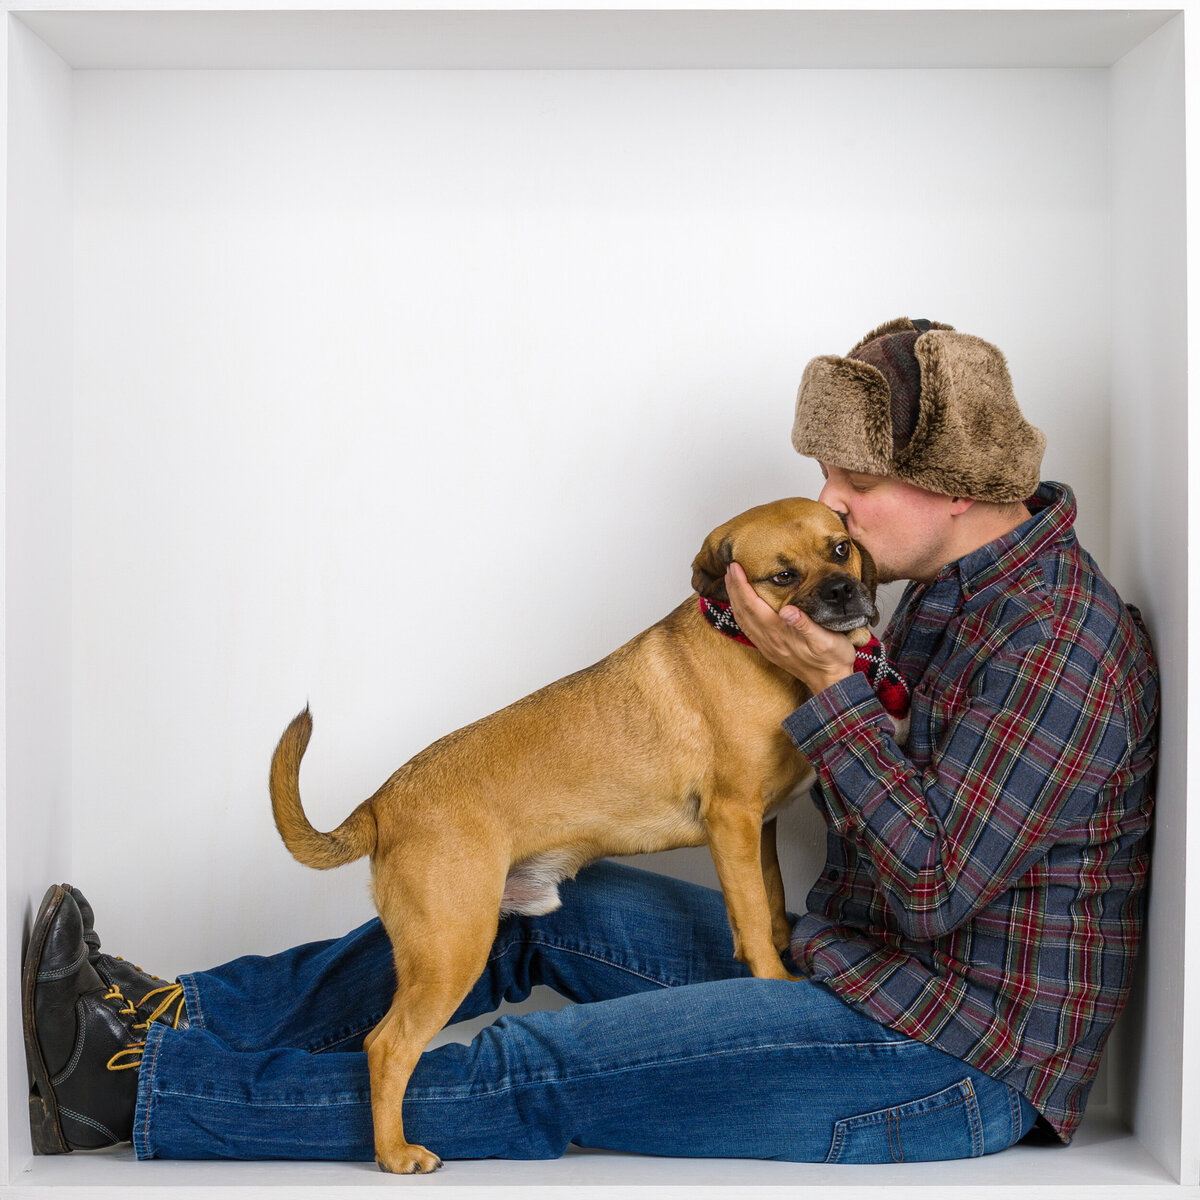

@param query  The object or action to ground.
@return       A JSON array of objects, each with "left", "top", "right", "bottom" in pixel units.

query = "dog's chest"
[{"left": 763, "top": 750, "right": 817, "bottom": 815}]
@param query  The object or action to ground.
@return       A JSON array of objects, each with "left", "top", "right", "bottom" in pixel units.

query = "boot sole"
[{"left": 23, "top": 884, "right": 72, "bottom": 1154}]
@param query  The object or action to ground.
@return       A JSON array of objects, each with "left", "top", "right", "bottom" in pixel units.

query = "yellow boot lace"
[{"left": 104, "top": 982, "right": 187, "bottom": 1072}]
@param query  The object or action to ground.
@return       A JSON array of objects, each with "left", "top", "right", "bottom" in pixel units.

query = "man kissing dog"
[{"left": 25, "top": 318, "right": 1157, "bottom": 1170}]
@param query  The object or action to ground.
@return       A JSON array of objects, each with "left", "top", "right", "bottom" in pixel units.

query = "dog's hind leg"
[{"left": 365, "top": 861, "right": 504, "bottom": 1175}]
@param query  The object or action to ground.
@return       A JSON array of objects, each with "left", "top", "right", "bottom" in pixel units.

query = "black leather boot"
[
  {"left": 69, "top": 886, "right": 187, "bottom": 1033},
  {"left": 23, "top": 884, "right": 185, "bottom": 1154}
]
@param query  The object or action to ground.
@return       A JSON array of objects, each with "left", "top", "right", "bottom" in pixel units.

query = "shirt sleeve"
[{"left": 782, "top": 639, "right": 1130, "bottom": 939}]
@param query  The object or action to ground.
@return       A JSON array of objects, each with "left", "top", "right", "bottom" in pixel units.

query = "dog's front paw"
[{"left": 376, "top": 1144, "right": 444, "bottom": 1174}]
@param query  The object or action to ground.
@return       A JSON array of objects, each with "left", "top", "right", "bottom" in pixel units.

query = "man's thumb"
[{"left": 780, "top": 606, "right": 805, "bottom": 627}]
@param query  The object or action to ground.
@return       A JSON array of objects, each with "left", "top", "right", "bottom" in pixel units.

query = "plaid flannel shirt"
[{"left": 783, "top": 481, "right": 1158, "bottom": 1143}]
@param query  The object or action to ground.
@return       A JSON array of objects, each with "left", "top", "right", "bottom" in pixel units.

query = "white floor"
[
  {"left": 7, "top": 993, "right": 1191, "bottom": 1195},
  {"left": 5, "top": 1107, "right": 1187, "bottom": 1199}
]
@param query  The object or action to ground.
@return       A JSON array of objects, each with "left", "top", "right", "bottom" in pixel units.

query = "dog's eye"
[
  {"left": 770, "top": 570, "right": 798, "bottom": 586},
  {"left": 833, "top": 541, "right": 851, "bottom": 562}
]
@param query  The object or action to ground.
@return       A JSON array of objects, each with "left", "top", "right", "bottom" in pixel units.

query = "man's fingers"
[
  {"left": 725, "top": 561, "right": 752, "bottom": 598},
  {"left": 724, "top": 563, "right": 856, "bottom": 694},
  {"left": 726, "top": 563, "right": 776, "bottom": 627}
]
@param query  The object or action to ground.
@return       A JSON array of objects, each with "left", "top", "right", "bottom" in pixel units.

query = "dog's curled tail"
[{"left": 269, "top": 707, "right": 376, "bottom": 869}]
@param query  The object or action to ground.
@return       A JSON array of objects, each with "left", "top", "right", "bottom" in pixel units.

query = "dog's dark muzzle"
[{"left": 797, "top": 573, "right": 877, "bottom": 633}]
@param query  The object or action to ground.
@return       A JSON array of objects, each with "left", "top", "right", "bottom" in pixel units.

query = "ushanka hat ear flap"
[
  {"left": 791, "top": 354, "right": 896, "bottom": 476},
  {"left": 791, "top": 317, "right": 1046, "bottom": 503},
  {"left": 897, "top": 331, "right": 1046, "bottom": 502}
]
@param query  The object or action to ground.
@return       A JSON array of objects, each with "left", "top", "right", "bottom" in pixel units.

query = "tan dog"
[{"left": 269, "top": 497, "right": 877, "bottom": 1174}]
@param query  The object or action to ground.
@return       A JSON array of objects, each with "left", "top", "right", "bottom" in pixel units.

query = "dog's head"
[{"left": 691, "top": 497, "right": 878, "bottom": 633}]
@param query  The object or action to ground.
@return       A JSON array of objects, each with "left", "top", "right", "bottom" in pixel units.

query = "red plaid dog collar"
[{"left": 698, "top": 596, "right": 910, "bottom": 718}]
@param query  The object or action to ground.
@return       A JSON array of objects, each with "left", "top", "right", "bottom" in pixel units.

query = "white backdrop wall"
[
  {"left": 1107, "top": 15, "right": 1189, "bottom": 1177},
  {"left": 70, "top": 67, "right": 1113, "bottom": 979},
  {"left": 3, "top": 22, "right": 74, "bottom": 1180}
]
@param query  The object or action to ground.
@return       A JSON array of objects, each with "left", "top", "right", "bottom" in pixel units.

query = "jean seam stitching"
[
  {"left": 307, "top": 1011, "right": 388, "bottom": 1054},
  {"left": 963, "top": 1078, "right": 984, "bottom": 1157},
  {"left": 147, "top": 1036, "right": 918, "bottom": 1108},
  {"left": 178, "top": 973, "right": 206, "bottom": 1030},
  {"left": 141, "top": 1092, "right": 374, "bottom": 1109},
  {"left": 488, "top": 930, "right": 681, "bottom": 990},
  {"left": 398, "top": 1038, "right": 928, "bottom": 1103},
  {"left": 825, "top": 1123, "right": 845, "bottom": 1163},
  {"left": 136, "top": 1024, "right": 166, "bottom": 1160}
]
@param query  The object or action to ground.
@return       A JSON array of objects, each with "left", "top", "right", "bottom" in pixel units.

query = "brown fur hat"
[{"left": 791, "top": 317, "right": 1046, "bottom": 503}]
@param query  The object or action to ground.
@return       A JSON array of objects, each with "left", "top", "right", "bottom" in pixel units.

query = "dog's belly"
[
  {"left": 496, "top": 757, "right": 813, "bottom": 919},
  {"left": 500, "top": 853, "right": 576, "bottom": 916},
  {"left": 499, "top": 790, "right": 711, "bottom": 916}
]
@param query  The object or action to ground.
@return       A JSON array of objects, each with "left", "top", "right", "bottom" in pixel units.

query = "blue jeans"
[{"left": 134, "top": 861, "right": 1037, "bottom": 1163}]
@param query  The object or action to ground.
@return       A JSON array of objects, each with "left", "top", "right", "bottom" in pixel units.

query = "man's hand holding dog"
[{"left": 725, "top": 562, "right": 856, "bottom": 695}]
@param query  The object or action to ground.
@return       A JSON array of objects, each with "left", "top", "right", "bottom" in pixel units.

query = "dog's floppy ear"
[
  {"left": 691, "top": 535, "right": 735, "bottom": 601},
  {"left": 854, "top": 539, "right": 881, "bottom": 623}
]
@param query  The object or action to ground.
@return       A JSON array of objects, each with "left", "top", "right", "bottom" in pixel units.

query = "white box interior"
[{"left": 3, "top": 7, "right": 1193, "bottom": 1195}]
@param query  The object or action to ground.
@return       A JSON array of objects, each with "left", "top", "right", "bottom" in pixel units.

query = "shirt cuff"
[
  {"left": 782, "top": 672, "right": 908, "bottom": 834},
  {"left": 782, "top": 669, "right": 885, "bottom": 756}
]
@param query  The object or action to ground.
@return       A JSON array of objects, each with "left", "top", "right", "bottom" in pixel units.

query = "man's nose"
[{"left": 818, "top": 479, "right": 846, "bottom": 516}]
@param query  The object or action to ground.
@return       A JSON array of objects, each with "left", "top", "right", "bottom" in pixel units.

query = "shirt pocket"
[{"left": 824, "top": 1078, "right": 984, "bottom": 1164}]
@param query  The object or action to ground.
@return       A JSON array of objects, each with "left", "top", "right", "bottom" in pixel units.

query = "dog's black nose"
[{"left": 818, "top": 577, "right": 855, "bottom": 610}]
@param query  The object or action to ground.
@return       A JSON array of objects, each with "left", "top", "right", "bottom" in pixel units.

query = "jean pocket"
[{"left": 825, "top": 1078, "right": 983, "bottom": 1164}]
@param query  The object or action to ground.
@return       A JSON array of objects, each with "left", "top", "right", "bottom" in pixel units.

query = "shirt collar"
[{"left": 933, "top": 481, "right": 1077, "bottom": 604}]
